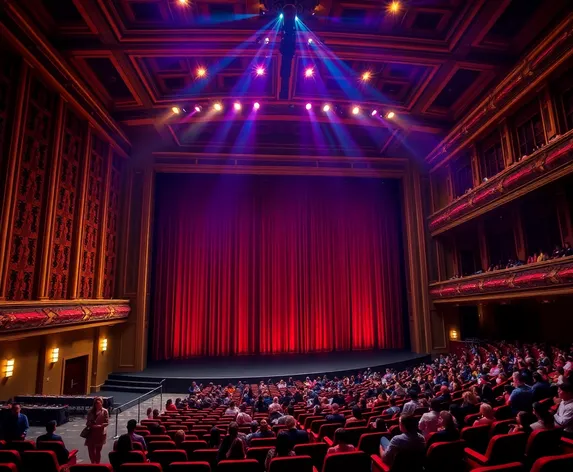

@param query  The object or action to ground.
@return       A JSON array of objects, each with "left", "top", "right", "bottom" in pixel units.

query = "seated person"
[
  {"left": 265, "top": 431, "right": 295, "bottom": 471},
  {"left": 110, "top": 434, "right": 134, "bottom": 472},
  {"left": 226, "top": 438, "right": 246, "bottom": 460},
  {"left": 327, "top": 428, "right": 355, "bottom": 455},
  {"left": 418, "top": 399, "right": 441, "bottom": 438},
  {"left": 509, "top": 411, "right": 536, "bottom": 435},
  {"left": 379, "top": 414, "right": 425, "bottom": 467},
  {"left": 236, "top": 403, "right": 253, "bottom": 425},
  {"left": 37, "top": 420, "right": 70, "bottom": 464},
  {"left": 325, "top": 403, "right": 345, "bottom": 423},
  {"left": 383, "top": 397, "right": 401, "bottom": 416},
  {"left": 247, "top": 419, "right": 275, "bottom": 444},
  {"left": 225, "top": 401, "right": 240, "bottom": 417},
  {"left": 165, "top": 399, "right": 178, "bottom": 412},
  {"left": 531, "top": 402, "right": 555, "bottom": 431},
  {"left": 126, "top": 419, "right": 147, "bottom": 450},
  {"left": 284, "top": 415, "right": 309, "bottom": 445},
  {"left": 174, "top": 429, "right": 186, "bottom": 447},
  {"left": 208, "top": 427, "right": 223, "bottom": 448},
  {"left": 345, "top": 406, "right": 363, "bottom": 426},
  {"left": 473, "top": 403, "right": 495, "bottom": 427},
  {"left": 427, "top": 411, "right": 459, "bottom": 446}
]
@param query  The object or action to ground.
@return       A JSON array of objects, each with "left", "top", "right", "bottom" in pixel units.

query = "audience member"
[
  {"left": 247, "top": 419, "right": 275, "bottom": 444},
  {"left": 532, "top": 372, "right": 553, "bottom": 402},
  {"left": 110, "top": 434, "right": 134, "bottom": 472},
  {"left": 165, "top": 399, "right": 178, "bottom": 412},
  {"left": 325, "top": 403, "right": 345, "bottom": 423},
  {"left": 380, "top": 415, "right": 425, "bottom": 467},
  {"left": 37, "top": 420, "right": 70, "bottom": 464},
  {"left": 418, "top": 399, "right": 440, "bottom": 438},
  {"left": 226, "top": 438, "right": 246, "bottom": 460},
  {"left": 265, "top": 431, "right": 295, "bottom": 471},
  {"left": 473, "top": 403, "right": 495, "bottom": 426},
  {"left": 126, "top": 419, "right": 147, "bottom": 450},
  {"left": 508, "top": 373, "right": 533, "bottom": 414},
  {"left": 402, "top": 391, "right": 421, "bottom": 416},
  {"left": 383, "top": 397, "right": 401, "bottom": 416},
  {"left": 146, "top": 407, "right": 153, "bottom": 419},
  {"left": 209, "top": 427, "right": 223, "bottom": 448},
  {"left": 345, "top": 406, "right": 363, "bottom": 426},
  {"left": 327, "top": 428, "right": 355, "bottom": 455},
  {"left": 225, "top": 401, "right": 239, "bottom": 417},
  {"left": 268, "top": 397, "right": 283, "bottom": 415},
  {"left": 217, "top": 422, "right": 246, "bottom": 462},
  {"left": 531, "top": 401, "right": 555, "bottom": 431},
  {"left": 3, "top": 403, "right": 29, "bottom": 441},
  {"left": 174, "top": 429, "right": 186, "bottom": 448},
  {"left": 554, "top": 382, "right": 573, "bottom": 435},
  {"left": 236, "top": 403, "right": 253, "bottom": 425},
  {"left": 284, "top": 415, "right": 309, "bottom": 445},
  {"left": 509, "top": 411, "right": 536, "bottom": 434},
  {"left": 428, "top": 411, "right": 459, "bottom": 445}
]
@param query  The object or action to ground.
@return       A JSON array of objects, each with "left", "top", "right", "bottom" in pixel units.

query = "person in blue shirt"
[
  {"left": 37, "top": 420, "right": 70, "bottom": 464},
  {"left": 508, "top": 373, "right": 533, "bottom": 414},
  {"left": 4, "top": 403, "right": 29, "bottom": 441}
]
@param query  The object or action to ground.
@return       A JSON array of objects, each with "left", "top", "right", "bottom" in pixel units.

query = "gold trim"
[{"left": 94, "top": 146, "right": 113, "bottom": 298}]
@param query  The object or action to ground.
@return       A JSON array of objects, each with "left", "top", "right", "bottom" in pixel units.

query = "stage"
[{"left": 110, "top": 350, "right": 430, "bottom": 393}]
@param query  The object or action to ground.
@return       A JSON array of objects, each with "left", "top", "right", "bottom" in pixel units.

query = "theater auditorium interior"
[{"left": 1, "top": 0, "right": 573, "bottom": 471}]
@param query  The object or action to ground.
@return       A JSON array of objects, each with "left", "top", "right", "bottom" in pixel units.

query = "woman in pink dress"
[{"left": 85, "top": 396, "right": 109, "bottom": 464}]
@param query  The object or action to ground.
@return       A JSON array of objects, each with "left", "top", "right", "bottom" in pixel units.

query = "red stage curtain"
[{"left": 152, "top": 174, "right": 405, "bottom": 359}]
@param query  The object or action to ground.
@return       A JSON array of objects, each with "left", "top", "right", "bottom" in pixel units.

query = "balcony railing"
[
  {"left": 428, "top": 129, "right": 573, "bottom": 235},
  {"left": 430, "top": 256, "right": 573, "bottom": 301}
]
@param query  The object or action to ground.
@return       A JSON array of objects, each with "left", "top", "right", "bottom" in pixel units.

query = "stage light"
[
  {"left": 177, "top": 0, "right": 188, "bottom": 5},
  {"left": 194, "top": 105, "right": 202, "bottom": 113},
  {"left": 50, "top": 348, "right": 59, "bottom": 364},
  {"left": 323, "top": 104, "right": 330, "bottom": 112},
  {"left": 253, "top": 102, "right": 260, "bottom": 110},
  {"left": 196, "top": 67, "right": 207, "bottom": 78},
  {"left": 304, "top": 68, "right": 314, "bottom": 78},
  {"left": 214, "top": 102, "right": 223, "bottom": 111},
  {"left": 264, "top": 37, "right": 270, "bottom": 44},
  {"left": 308, "top": 38, "right": 313, "bottom": 45},
  {"left": 361, "top": 71, "right": 372, "bottom": 81},
  {"left": 172, "top": 106, "right": 181, "bottom": 114},
  {"left": 234, "top": 102, "right": 242, "bottom": 111},
  {"left": 386, "top": 111, "right": 396, "bottom": 119},
  {"left": 371, "top": 110, "right": 378, "bottom": 116},
  {"left": 279, "top": 13, "right": 284, "bottom": 19},
  {"left": 256, "top": 66, "right": 265, "bottom": 76},
  {"left": 306, "top": 103, "right": 312, "bottom": 110},
  {"left": 388, "top": 1, "right": 401, "bottom": 14},
  {"left": 295, "top": 15, "right": 298, "bottom": 21},
  {"left": 352, "top": 106, "right": 360, "bottom": 115}
]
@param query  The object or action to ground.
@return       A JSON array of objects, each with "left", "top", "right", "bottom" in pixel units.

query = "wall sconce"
[
  {"left": 50, "top": 348, "right": 59, "bottom": 364},
  {"left": 3, "top": 359, "right": 15, "bottom": 378},
  {"left": 449, "top": 329, "right": 459, "bottom": 341},
  {"left": 100, "top": 338, "right": 108, "bottom": 352}
]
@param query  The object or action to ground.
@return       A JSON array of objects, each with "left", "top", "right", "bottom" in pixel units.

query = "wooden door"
[{"left": 63, "top": 355, "right": 89, "bottom": 395}]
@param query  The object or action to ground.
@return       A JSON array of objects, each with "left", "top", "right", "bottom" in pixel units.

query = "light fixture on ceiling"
[
  {"left": 234, "top": 102, "right": 242, "bottom": 111},
  {"left": 253, "top": 102, "right": 261, "bottom": 110},
  {"left": 304, "top": 68, "right": 314, "bottom": 78},
  {"left": 361, "top": 71, "right": 372, "bottom": 82},
  {"left": 371, "top": 110, "right": 378, "bottom": 116},
  {"left": 352, "top": 106, "right": 360, "bottom": 115},
  {"left": 306, "top": 103, "right": 312, "bottom": 110},
  {"left": 214, "top": 103, "right": 223, "bottom": 111},
  {"left": 172, "top": 106, "right": 181, "bottom": 114},
  {"left": 196, "top": 67, "right": 207, "bottom": 78},
  {"left": 386, "top": 111, "right": 396, "bottom": 119},
  {"left": 388, "top": 1, "right": 401, "bottom": 14},
  {"left": 323, "top": 104, "right": 330, "bottom": 112},
  {"left": 256, "top": 66, "right": 265, "bottom": 76},
  {"left": 194, "top": 105, "right": 202, "bottom": 113},
  {"left": 308, "top": 38, "right": 313, "bottom": 45}
]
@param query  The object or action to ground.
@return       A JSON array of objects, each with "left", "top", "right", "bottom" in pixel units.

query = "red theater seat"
[
  {"left": 268, "top": 456, "right": 314, "bottom": 472},
  {"left": 8, "top": 441, "right": 35, "bottom": 452},
  {"left": 324, "top": 452, "right": 370, "bottom": 472},
  {"left": 471, "top": 463, "right": 524, "bottom": 472},
  {"left": 371, "top": 450, "right": 425, "bottom": 472},
  {"left": 461, "top": 424, "right": 491, "bottom": 453},
  {"left": 489, "top": 420, "right": 514, "bottom": 437},
  {"left": 22, "top": 450, "right": 64, "bottom": 472},
  {"left": 524, "top": 428, "right": 563, "bottom": 465},
  {"left": 344, "top": 427, "right": 369, "bottom": 446},
  {"left": 217, "top": 459, "right": 260, "bottom": 472},
  {"left": 169, "top": 462, "right": 212, "bottom": 472},
  {"left": 294, "top": 442, "right": 328, "bottom": 470},
  {"left": 181, "top": 441, "right": 208, "bottom": 457},
  {"left": 0, "top": 465, "right": 18, "bottom": 472},
  {"left": 146, "top": 435, "right": 172, "bottom": 445},
  {"left": 531, "top": 453, "right": 573, "bottom": 472},
  {"left": 465, "top": 433, "right": 527, "bottom": 469},
  {"left": 425, "top": 440, "right": 466, "bottom": 472},
  {"left": 357, "top": 432, "right": 390, "bottom": 456},
  {"left": 0, "top": 451, "right": 21, "bottom": 470},
  {"left": 249, "top": 438, "right": 276, "bottom": 448},
  {"left": 190, "top": 450, "right": 218, "bottom": 469},
  {"left": 69, "top": 465, "right": 113, "bottom": 472},
  {"left": 37, "top": 440, "right": 78, "bottom": 465},
  {"left": 109, "top": 450, "right": 147, "bottom": 471},
  {"left": 246, "top": 446, "right": 273, "bottom": 467},
  {"left": 148, "top": 449, "right": 188, "bottom": 469},
  {"left": 148, "top": 440, "right": 177, "bottom": 452},
  {"left": 315, "top": 423, "right": 343, "bottom": 443},
  {"left": 119, "top": 464, "right": 162, "bottom": 472}
]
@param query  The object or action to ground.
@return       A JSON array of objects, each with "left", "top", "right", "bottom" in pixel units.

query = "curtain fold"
[{"left": 152, "top": 174, "right": 405, "bottom": 359}]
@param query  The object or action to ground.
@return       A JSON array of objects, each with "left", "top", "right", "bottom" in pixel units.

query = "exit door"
[{"left": 63, "top": 355, "right": 89, "bottom": 395}]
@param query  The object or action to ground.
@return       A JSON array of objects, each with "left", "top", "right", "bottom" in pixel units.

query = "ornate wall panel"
[
  {"left": 79, "top": 135, "right": 107, "bottom": 298},
  {"left": 49, "top": 108, "right": 85, "bottom": 299},
  {"left": 0, "top": 47, "right": 20, "bottom": 206},
  {"left": 103, "top": 153, "right": 123, "bottom": 299},
  {"left": 6, "top": 77, "right": 56, "bottom": 301}
]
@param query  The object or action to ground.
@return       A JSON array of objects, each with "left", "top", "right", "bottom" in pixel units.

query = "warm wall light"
[
  {"left": 50, "top": 348, "right": 59, "bottom": 363},
  {"left": 449, "top": 329, "right": 459, "bottom": 341},
  {"left": 100, "top": 338, "right": 108, "bottom": 352},
  {"left": 3, "top": 359, "right": 15, "bottom": 378}
]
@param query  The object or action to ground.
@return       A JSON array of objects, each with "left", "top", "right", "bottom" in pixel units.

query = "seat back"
[
  {"left": 146, "top": 434, "right": 172, "bottom": 445},
  {"left": 322, "top": 451, "right": 370, "bottom": 472},
  {"left": 0, "top": 465, "right": 17, "bottom": 472},
  {"left": 250, "top": 438, "right": 276, "bottom": 448},
  {"left": 425, "top": 440, "right": 466, "bottom": 472},
  {"left": 169, "top": 462, "right": 211, "bottom": 472},
  {"left": 525, "top": 429, "right": 563, "bottom": 464},
  {"left": 310, "top": 420, "right": 326, "bottom": 434},
  {"left": 303, "top": 416, "right": 323, "bottom": 430},
  {"left": 489, "top": 420, "right": 514, "bottom": 437},
  {"left": 22, "top": 450, "right": 59, "bottom": 472},
  {"left": 471, "top": 463, "right": 523, "bottom": 472},
  {"left": 294, "top": 442, "right": 328, "bottom": 470},
  {"left": 0, "top": 451, "right": 21, "bottom": 469},
  {"left": 69, "top": 465, "right": 113, "bottom": 472},
  {"left": 246, "top": 446, "right": 273, "bottom": 467},
  {"left": 269, "top": 456, "right": 313, "bottom": 472},
  {"left": 191, "top": 449, "right": 218, "bottom": 470},
  {"left": 217, "top": 459, "right": 259, "bottom": 472},
  {"left": 317, "top": 423, "right": 342, "bottom": 441},
  {"left": 119, "top": 464, "right": 162, "bottom": 472},
  {"left": 148, "top": 440, "right": 177, "bottom": 452},
  {"left": 531, "top": 453, "right": 573, "bottom": 472},
  {"left": 357, "top": 432, "right": 389, "bottom": 456},
  {"left": 461, "top": 424, "right": 490, "bottom": 453},
  {"left": 181, "top": 441, "right": 209, "bottom": 457},
  {"left": 485, "top": 433, "right": 527, "bottom": 466},
  {"left": 148, "top": 449, "right": 188, "bottom": 469},
  {"left": 344, "top": 427, "right": 369, "bottom": 446},
  {"left": 7, "top": 441, "right": 35, "bottom": 452},
  {"left": 109, "top": 450, "right": 147, "bottom": 472},
  {"left": 37, "top": 440, "right": 70, "bottom": 465}
]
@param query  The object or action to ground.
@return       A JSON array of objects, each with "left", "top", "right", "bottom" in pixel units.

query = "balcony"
[
  {"left": 430, "top": 256, "right": 573, "bottom": 302},
  {"left": 428, "top": 129, "right": 573, "bottom": 235},
  {"left": 0, "top": 299, "right": 130, "bottom": 338}
]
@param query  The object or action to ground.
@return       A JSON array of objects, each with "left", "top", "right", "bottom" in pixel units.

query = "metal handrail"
[{"left": 112, "top": 379, "right": 165, "bottom": 438}]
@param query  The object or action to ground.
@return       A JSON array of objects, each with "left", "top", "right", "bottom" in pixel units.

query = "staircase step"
[
  {"left": 101, "top": 384, "right": 157, "bottom": 394},
  {"left": 104, "top": 379, "right": 161, "bottom": 389}
]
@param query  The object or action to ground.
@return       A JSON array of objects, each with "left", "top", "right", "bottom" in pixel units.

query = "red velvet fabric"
[{"left": 152, "top": 174, "right": 405, "bottom": 359}]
